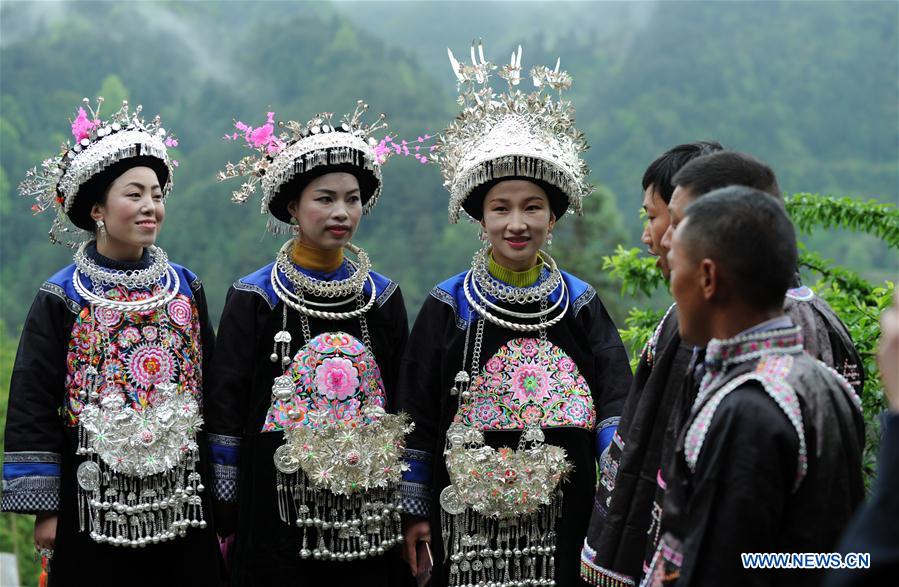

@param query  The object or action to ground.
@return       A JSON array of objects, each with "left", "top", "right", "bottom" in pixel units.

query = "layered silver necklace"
[
  {"left": 269, "top": 239, "right": 375, "bottom": 366},
  {"left": 73, "top": 242, "right": 180, "bottom": 312}
]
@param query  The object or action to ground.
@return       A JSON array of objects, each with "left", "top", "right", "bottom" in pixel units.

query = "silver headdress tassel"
[
  {"left": 18, "top": 97, "right": 177, "bottom": 245},
  {"left": 217, "top": 102, "right": 391, "bottom": 235},
  {"left": 433, "top": 42, "right": 592, "bottom": 223}
]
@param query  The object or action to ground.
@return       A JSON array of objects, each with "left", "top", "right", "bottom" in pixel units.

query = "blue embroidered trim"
[
  {"left": 402, "top": 448, "right": 433, "bottom": 485},
  {"left": 596, "top": 417, "right": 620, "bottom": 455},
  {"left": 399, "top": 481, "right": 431, "bottom": 518},
  {"left": 208, "top": 434, "right": 241, "bottom": 467}
]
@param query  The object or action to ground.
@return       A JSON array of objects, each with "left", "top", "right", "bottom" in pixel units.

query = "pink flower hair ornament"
[{"left": 217, "top": 100, "right": 433, "bottom": 234}]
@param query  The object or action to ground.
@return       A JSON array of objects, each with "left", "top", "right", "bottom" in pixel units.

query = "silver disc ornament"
[
  {"left": 76, "top": 461, "right": 101, "bottom": 491},
  {"left": 440, "top": 485, "right": 467, "bottom": 515},
  {"left": 274, "top": 443, "right": 301, "bottom": 474}
]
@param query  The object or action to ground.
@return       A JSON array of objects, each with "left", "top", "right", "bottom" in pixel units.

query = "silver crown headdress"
[
  {"left": 433, "top": 42, "right": 591, "bottom": 223},
  {"left": 19, "top": 97, "right": 176, "bottom": 245},
  {"left": 218, "top": 101, "right": 393, "bottom": 234}
]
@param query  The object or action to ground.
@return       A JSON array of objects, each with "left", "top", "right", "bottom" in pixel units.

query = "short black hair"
[
  {"left": 672, "top": 151, "right": 781, "bottom": 200},
  {"left": 680, "top": 186, "right": 797, "bottom": 311},
  {"left": 642, "top": 140, "right": 724, "bottom": 204}
]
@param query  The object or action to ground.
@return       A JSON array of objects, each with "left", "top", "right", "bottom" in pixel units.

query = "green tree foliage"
[{"left": 603, "top": 192, "right": 896, "bottom": 486}]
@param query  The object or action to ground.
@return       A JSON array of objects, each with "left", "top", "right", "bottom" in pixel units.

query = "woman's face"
[
  {"left": 287, "top": 172, "right": 362, "bottom": 251},
  {"left": 90, "top": 166, "right": 164, "bottom": 261},
  {"left": 481, "top": 179, "right": 555, "bottom": 271}
]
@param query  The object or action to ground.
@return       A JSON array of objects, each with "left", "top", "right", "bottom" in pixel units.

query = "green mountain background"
[{"left": 1, "top": 0, "right": 896, "bottom": 339}]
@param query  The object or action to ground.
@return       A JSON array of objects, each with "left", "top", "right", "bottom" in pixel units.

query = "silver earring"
[
  {"left": 96, "top": 219, "right": 107, "bottom": 242},
  {"left": 547, "top": 232, "right": 553, "bottom": 248},
  {"left": 290, "top": 217, "right": 301, "bottom": 236},
  {"left": 478, "top": 230, "right": 487, "bottom": 243}
]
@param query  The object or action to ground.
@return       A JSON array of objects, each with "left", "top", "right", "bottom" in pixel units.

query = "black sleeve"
[
  {"left": 379, "top": 285, "right": 409, "bottom": 411},
  {"left": 579, "top": 294, "right": 634, "bottom": 454},
  {"left": 826, "top": 412, "right": 899, "bottom": 587},
  {"left": 191, "top": 279, "right": 216, "bottom": 385},
  {"left": 395, "top": 294, "right": 451, "bottom": 518},
  {"left": 204, "top": 287, "right": 260, "bottom": 503},
  {"left": 1, "top": 289, "right": 75, "bottom": 513},
  {"left": 678, "top": 384, "right": 799, "bottom": 586}
]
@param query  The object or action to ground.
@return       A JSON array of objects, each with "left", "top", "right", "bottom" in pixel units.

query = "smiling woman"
[
  {"left": 2, "top": 98, "right": 220, "bottom": 585},
  {"left": 395, "top": 43, "right": 633, "bottom": 587}
]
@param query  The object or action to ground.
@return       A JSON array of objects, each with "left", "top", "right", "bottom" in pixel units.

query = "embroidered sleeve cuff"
[
  {"left": 2, "top": 452, "right": 62, "bottom": 513},
  {"left": 399, "top": 481, "right": 431, "bottom": 519},
  {"left": 400, "top": 449, "right": 433, "bottom": 518},
  {"left": 595, "top": 417, "right": 620, "bottom": 458},
  {"left": 212, "top": 463, "right": 239, "bottom": 503},
  {"left": 208, "top": 435, "right": 241, "bottom": 502}
]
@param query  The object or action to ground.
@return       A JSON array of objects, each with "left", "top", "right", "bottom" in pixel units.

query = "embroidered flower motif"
[
  {"left": 128, "top": 344, "right": 175, "bottom": 389},
  {"left": 511, "top": 365, "right": 550, "bottom": 404},
  {"left": 142, "top": 325, "right": 159, "bottom": 342},
  {"left": 558, "top": 357, "right": 575, "bottom": 373},
  {"left": 118, "top": 326, "right": 141, "bottom": 348},
  {"left": 72, "top": 321, "right": 97, "bottom": 352},
  {"left": 167, "top": 298, "right": 192, "bottom": 327},
  {"left": 485, "top": 356, "right": 504, "bottom": 374},
  {"left": 519, "top": 338, "right": 539, "bottom": 358},
  {"left": 315, "top": 357, "right": 360, "bottom": 401},
  {"left": 94, "top": 306, "right": 123, "bottom": 329}
]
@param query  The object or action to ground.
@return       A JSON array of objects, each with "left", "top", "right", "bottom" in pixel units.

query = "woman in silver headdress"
[
  {"left": 2, "top": 99, "right": 220, "bottom": 585},
  {"left": 396, "top": 45, "right": 633, "bottom": 587},
  {"left": 207, "top": 104, "right": 413, "bottom": 585}
]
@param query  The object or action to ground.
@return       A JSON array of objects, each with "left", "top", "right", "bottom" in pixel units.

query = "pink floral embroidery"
[
  {"left": 457, "top": 338, "right": 595, "bottom": 431},
  {"left": 262, "top": 333, "right": 385, "bottom": 432},
  {"left": 64, "top": 291, "right": 203, "bottom": 426},
  {"left": 511, "top": 365, "right": 550, "bottom": 404},
  {"left": 315, "top": 357, "right": 360, "bottom": 401},
  {"left": 128, "top": 344, "right": 175, "bottom": 388}
]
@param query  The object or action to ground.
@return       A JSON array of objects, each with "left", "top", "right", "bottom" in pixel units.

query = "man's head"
[
  {"left": 663, "top": 150, "right": 781, "bottom": 251},
  {"left": 667, "top": 186, "right": 797, "bottom": 346},
  {"left": 640, "top": 141, "right": 724, "bottom": 280}
]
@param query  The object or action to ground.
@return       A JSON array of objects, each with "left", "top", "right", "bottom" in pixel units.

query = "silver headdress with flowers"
[
  {"left": 218, "top": 101, "right": 400, "bottom": 234},
  {"left": 19, "top": 97, "right": 177, "bottom": 245},
  {"left": 433, "top": 42, "right": 592, "bottom": 223}
]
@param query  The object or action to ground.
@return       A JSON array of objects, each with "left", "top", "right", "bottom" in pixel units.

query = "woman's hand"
[
  {"left": 402, "top": 518, "right": 431, "bottom": 576},
  {"left": 34, "top": 512, "right": 58, "bottom": 552}
]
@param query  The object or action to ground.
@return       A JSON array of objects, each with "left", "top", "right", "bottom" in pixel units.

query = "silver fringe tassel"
[
  {"left": 76, "top": 425, "right": 206, "bottom": 547},
  {"left": 276, "top": 469, "right": 403, "bottom": 561},
  {"left": 441, "top": 495, "right": 563, "bottom": 587}
]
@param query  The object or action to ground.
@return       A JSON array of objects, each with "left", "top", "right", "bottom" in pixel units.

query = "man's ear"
[{"left": 699, "top": 258, "right": 718, "bottom": 301}]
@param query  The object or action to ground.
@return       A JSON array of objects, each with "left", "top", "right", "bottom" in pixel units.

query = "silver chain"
[{"left": 74, "top": 241, "right": 169, "bottom": 289}]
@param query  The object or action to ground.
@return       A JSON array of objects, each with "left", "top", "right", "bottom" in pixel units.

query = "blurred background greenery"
[{"left": 1, "top": 1, "right": 896, "bottom": 583}]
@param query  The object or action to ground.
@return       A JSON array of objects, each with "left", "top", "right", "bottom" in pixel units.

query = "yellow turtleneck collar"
[
  {"left": 291, "top": 240, "right": 344, "bottom": 272},
  {"left": 488, "top": 252, "right": 543, "bottom": 287}
]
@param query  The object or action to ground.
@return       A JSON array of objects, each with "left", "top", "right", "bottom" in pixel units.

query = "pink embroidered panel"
[
  {"left": 262, "top": 332, "right": 385, "bottom": 432},
  {"left": 455, "top": 337, "right": 595, "bottom": 431},
  {"left": 64, "top": 289, "right": 204, "bottom": 426}
]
